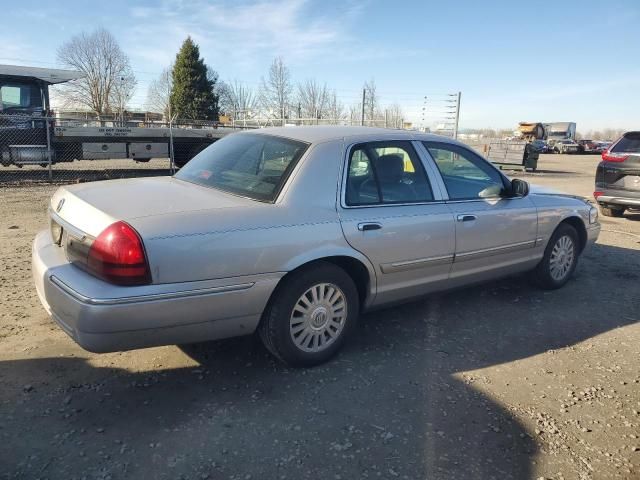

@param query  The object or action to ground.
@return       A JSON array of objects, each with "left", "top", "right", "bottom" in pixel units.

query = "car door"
[
  {"left": 421, "top": 141, "right": 539, "bottom": 286},
  {"left": 338, "top": 140, "right": 455, "bottom": 305}
]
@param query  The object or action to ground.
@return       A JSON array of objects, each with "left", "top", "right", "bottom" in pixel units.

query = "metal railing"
[{"left": 0, "top": 113, "right": 250, "bottom": 185}]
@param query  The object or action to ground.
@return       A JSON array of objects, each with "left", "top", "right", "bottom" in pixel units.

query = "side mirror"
[{"left": 509, "top": 178, "right": 530, "bottom": 197}]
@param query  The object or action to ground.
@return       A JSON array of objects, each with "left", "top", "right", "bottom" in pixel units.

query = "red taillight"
[
  {"left": 87, "top": 221, "right": 151, "bottom": 286},
  {"left": 593, "top": 191, "right": 603, "bottom": 199},
  {"left": 601, "top": 151, "right": 628, "bottom": 162}
]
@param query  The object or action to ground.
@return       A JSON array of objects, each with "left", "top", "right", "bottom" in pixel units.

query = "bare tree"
[
  {"left": 56, "top": 28, "right": 136, "bottom": 117},
  {"left": 385, "top": 103, "right": 404, "bottom": 128},
  {"left": 326, "top": 90, "right": 345, "bottom": 124},
  {"left": 111, "top": 69, "right": 137, "bottom": 121},
  {"left": 220, "top": 80, "right": 258, "bottom": 119},
  {"left": 260, "top": 57, "right": 293, "bottom": 122},
  {"left": 146, "top": 67, "right": 173, "bottom": 118},
  {"left": 296, "top": 79, "right": 329, "bottom": 122},
  {"left": 363, "top": 79, "right": 380, "bottom": 123},
  {"left": 349, "top": 103, "right": 362, "bottom": 125}
]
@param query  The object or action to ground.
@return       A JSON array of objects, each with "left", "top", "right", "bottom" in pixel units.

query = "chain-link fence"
[{"left": 0, "top": 113, "right": 251, "bottom": 186}]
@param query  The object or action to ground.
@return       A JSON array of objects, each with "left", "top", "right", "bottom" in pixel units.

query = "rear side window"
[
  {"left": 175, "top": 133, "right": 308, "bottom": 202},
  {"left": 345, "top": 141, "right": 433, "bottom": 206},
  {"left": 612, "top": 132, "right": 640, "bottom": 153}
]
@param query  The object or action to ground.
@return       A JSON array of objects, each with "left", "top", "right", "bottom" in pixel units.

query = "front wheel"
[
  {"left": 531, "top": 223, "right": 579, "bottom": 289},
  {"left": 259, "top": 262, "right": 359, "bottom": 367}
]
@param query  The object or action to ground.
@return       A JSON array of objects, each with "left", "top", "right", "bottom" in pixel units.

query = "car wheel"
[
  {"left": 532, "top": 223, "right": 579, "bottom": 290},
  {"left": 259, "top": 262, "right": 359, "bottom": 367},
  {"left": 600, "top": 205, "right": 625, "bottom": 217}
]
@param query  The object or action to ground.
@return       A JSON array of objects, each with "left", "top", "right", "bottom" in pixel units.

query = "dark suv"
[{"left": 594, "top": 131, "right": 640, "bottom": 217}]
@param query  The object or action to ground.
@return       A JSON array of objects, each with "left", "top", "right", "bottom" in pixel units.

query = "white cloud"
[{"left": 123, "top": 0, "right": 371, "bottom": 70}]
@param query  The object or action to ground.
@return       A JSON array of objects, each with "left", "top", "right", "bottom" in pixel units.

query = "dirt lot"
[{"left": 1, "top": 154, "right": 638, "bottom": 479}]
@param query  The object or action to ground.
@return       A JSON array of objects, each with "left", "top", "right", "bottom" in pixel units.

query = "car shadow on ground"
[{"left": 1, "top": 243, "right": 638, "bottom": 479}]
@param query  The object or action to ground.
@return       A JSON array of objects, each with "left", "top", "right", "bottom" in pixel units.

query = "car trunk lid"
[{"left": 50, "top": 176, "right": 257, "bottom": 238}]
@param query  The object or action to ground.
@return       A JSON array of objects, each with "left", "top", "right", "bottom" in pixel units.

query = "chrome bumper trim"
[
  {"left": 597, "top": 195, "right": 640, "bottom": 207},
  {"left": 49, "top": 275, "right": 254, "bottom": 306}
]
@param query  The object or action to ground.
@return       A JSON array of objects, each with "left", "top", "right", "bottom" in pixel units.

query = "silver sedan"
[{"left": 33, "top": 127, "right": 600, "bottom": 366}]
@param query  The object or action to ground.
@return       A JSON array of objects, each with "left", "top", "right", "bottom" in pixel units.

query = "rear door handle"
[
  {"left": 358, "top": 222, "right": 382, "bottom": 231},
  {"left": 456, "top": 214, "right": 477, "bottom": 222}
]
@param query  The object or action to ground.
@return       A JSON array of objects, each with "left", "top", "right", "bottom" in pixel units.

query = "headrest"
[{"left": 374, "top": 154, "right": 404, "bottom": 183}]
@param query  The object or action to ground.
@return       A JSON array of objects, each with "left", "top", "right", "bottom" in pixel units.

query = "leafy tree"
[{"left": 170, "top": 37, "right": 219, "bottom": 120}]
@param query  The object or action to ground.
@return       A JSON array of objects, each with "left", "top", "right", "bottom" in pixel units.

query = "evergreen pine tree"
[{"left": 170, "top": 37, "right": 219, "bottom": 120}]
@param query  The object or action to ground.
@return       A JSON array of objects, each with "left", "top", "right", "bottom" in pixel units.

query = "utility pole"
[
  {"left": 360, "top": 88, "right": 366, "bottom": 126},
  {"left": 453, "top": 91, "right": 462, "bottom": 139}
]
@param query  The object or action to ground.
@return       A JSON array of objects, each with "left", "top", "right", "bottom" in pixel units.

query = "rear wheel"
[
  {"left": 532, "top": 223, "right": 579, "bottom": 289},
  {"left": 600, "top": 205, "right": 625, "bottom": 217},
  {"left": 259, "top": 262, "right": 359, "bottom": 367}
]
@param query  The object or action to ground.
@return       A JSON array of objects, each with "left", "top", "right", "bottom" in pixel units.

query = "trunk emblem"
[{"left": 56, "top": 198, "right": 65, "bottom": 213}]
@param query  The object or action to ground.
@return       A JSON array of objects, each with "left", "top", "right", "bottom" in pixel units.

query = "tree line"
[{"left": 55, "top": 28, "right": 403, "bottom": 125}]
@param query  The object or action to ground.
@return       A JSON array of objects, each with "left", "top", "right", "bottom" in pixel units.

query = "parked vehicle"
[
  {"left": 594, "top": 131, "right": 640, "bottom": 217},
  {"left": 554, "top": 139, "right": 580, "bottom": 154},
  {"left": 531, "top": 139, "right": 548, "bottom": 153},
  {"left": 33, "top": 127, "right": 600, "bottom": 366},
  {"left": 0, "top": 64, "right": 231, "bottom": 167},
  {"left": 544, "top": 122, "right": 577, "bottom": 142},
  {"left": 577, "top": 139, "right": 597, "bottom": 154},
  {"left": 595, "top": 141, "right": 612, "bottom": 153}
]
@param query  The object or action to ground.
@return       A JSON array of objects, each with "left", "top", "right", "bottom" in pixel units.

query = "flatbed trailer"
[{"left": 0, "top": 64, "right": 235, "bottom": 168}]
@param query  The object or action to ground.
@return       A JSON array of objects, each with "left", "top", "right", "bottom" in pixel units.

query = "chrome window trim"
[
  {"left": 50, "top": 275, "right": 254, "bottom": 306},
  {"left": 338, "top": 139, "right": 447, "bottom": 210}
]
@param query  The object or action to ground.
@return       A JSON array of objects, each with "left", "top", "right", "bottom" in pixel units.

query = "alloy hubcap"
[
  {"left": 289, "top": 283, "right": 347, "bottom": 353},
  {"left": 549, "top": 235, "right": 575, "bottom": 281}
]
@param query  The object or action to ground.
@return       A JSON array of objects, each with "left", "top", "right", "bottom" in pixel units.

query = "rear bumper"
[
  {"left": 32, "top": 230, "right": 282, "bottom": 353},
  {"left": 596, "top": 192, "right": 640, "bottom": 208}
]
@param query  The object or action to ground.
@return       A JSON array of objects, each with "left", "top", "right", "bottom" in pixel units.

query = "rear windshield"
[
  {"left": 175, "top": 133, "right": 308, "bottom": 202},
  {"left": 612, "top": 132, "right": 640, "bottom": 153}
]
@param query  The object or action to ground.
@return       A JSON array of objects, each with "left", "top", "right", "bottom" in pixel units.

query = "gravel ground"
[{"left": 0, "top": 154, "right": 638, "bottom": 479}]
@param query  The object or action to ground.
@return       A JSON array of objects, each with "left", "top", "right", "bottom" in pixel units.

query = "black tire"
[
  {"left": 258, "top": 262, "right": 360, "bottom": 367},
  {"left": 531, "top": 223, "right": 580, "bottom": 290},
  {"left": 600, "top": 205, "right": 625, "bottom": 217}
]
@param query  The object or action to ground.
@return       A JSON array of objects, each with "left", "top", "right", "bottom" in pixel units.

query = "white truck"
[{"left": 0, "top": 64, "right": 234, "bottom": 168}]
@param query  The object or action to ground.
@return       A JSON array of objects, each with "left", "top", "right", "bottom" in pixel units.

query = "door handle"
[
  {"left": 357, "top": 222, "right": 382, "bottom": 231},
  {"left": 456, "top": 214, "right": 477, "bottom": 222}
]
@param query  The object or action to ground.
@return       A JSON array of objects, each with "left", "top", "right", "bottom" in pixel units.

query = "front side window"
[
  {"left": 423, "top": 142, "right": 505, "bottom": 200},
  {"left": 175, "top": 133, "right": 308, "bottom": 202},
  {"left": 345, "top": 141, "right": 433, "bottom": 206},
  {"left": 0, "top": 83, "right": 42, "bottom": 111}
]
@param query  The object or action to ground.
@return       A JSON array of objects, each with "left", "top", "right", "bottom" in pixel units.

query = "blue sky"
[{"left": 2, "top": 0, "right": 639, "bottom": 131}]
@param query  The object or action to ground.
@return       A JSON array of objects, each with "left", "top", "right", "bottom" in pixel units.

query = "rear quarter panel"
[{"left": 131, "top": 140, "right": 373, "bottom": 285}]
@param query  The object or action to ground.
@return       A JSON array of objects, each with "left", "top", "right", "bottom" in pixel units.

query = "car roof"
[{"left": 243, "top": 125, "right": 452, "bottom": 144}]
